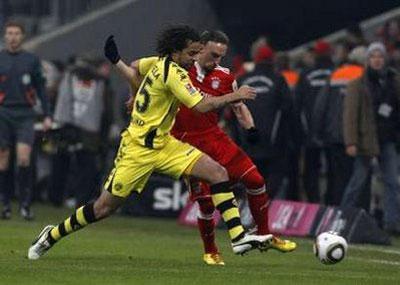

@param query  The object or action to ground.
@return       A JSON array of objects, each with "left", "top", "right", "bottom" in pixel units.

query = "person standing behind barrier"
[
  {"left": 0, "top": 21, "right": 51, "bottom": 220},
  {"left": 276, "top": 52, "right": 301, "bottom": 201},
  {"left": 51, "top": 58, "right": 113, "bottom": 207},
  {"left": 342, "top": 42, "right": 400, "bottom": 235},
  {"left": 237, "top": 45, "right": 293, "bottom": 198},
  {"left": 295, "top": 40, "right": 334, "bottom": 203},
  {"left": 313, "top": 46, "right": 366, "bottom": 206}
]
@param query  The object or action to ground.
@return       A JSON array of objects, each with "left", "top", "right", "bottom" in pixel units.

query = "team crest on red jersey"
[{"left": 211, "top": 77, "right": 221, "bottom": 89}]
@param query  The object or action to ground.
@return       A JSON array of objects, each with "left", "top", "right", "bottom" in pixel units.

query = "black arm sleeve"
[{"left": 32, "top": 58, "right": 50, "bottom": 116}]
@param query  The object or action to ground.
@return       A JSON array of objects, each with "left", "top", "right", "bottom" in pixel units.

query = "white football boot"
[
  {"left": 28, "top": 225, "right": 55, "bottom": 260},
  {"left": 232, "top": 233, "right": 273, "bottom": 255}
]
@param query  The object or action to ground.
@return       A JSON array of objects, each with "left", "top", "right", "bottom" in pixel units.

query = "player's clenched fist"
[
  {"left": 104, "top": 35, "right": 121, "bottom": 64},
  {"left": 235, "top": 85, "right": 257, "bottom": 101}
]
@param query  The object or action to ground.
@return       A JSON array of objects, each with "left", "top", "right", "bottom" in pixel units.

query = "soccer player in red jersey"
[{"left": 171, "top": 31, "right": 297, "bottom": 265}]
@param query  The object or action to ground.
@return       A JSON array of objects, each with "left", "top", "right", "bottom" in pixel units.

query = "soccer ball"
[{"left": 313, "top": 231, "right": 348, "bottom": 265}]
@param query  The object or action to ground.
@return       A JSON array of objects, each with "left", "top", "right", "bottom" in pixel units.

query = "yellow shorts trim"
[{"left": 183, "top": 153, "right": 203, "bottom": 176}]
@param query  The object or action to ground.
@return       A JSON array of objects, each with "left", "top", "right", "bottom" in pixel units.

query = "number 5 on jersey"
[{"left": 136, "top": 76, "right": 152, "bottom": 113}]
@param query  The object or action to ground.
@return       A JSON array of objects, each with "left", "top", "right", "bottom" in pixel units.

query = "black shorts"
[{"left": 0, "top": 107, "right": 35, "bottom": 148}]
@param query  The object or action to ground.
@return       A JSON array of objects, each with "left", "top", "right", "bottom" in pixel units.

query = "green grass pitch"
[{"left": 1, "top": 204, "right": 399, "bottom": 285}]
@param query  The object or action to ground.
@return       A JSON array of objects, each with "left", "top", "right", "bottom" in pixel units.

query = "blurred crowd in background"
[{"left": 2, "top": 16, "right": 400, "bottom": 232}]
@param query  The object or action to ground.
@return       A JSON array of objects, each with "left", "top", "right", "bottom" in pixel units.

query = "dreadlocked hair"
[{"left": 156, "top": 25, "right": 200, "bottom": 56}]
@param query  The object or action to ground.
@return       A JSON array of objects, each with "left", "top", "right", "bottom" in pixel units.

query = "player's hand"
[
  {"left": 246, "top": 127, "right": 260, "bottom": 144},
  {"left": 42, "top": 116, "right": 52, "bottom": 132},
  {"left": 104, "top": 35, "right": 121, "bottom": 64},
  {"left": 346, "top": 145, "right": 357, "bottom": 157},
  {"left": 235, "top": 85, "right": 256, "bottom": 101}
]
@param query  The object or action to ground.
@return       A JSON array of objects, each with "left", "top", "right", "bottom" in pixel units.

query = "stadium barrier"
[
  {"left": 179, "top": 199, "right": 392, "bottom": 246},
  {"left": 121, "top": 176, "right": 391, "bottom": 245}
]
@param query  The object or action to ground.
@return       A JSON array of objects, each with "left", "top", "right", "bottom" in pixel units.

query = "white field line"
[
  {"left": 350, "top": 245, "right": 400, "bottom": 255},
  {"left": 300, "top": 238, "right": 400, "bottom": 256},
  {"left": 349, "top": 257, "right": 400, "bottom": 267},
  {"left": 132, "top": 266, "right": 399, "bottom": 281},
  {"left": 294, "top": 239, "right": 400, "bottom": 267}
]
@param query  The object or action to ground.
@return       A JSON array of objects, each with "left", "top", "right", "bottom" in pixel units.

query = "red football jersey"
[{"left": 172, "top": 62, "right": 236, "bottom": 135}]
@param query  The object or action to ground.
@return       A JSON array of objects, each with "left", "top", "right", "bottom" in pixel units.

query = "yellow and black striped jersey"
[{"left": 127, "top": 56, "right": 203, "bottom": 149}]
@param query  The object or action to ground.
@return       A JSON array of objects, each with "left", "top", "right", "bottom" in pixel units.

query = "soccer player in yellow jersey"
[{"left": 28, "top": 25, "right": 273, "bottom": 260}]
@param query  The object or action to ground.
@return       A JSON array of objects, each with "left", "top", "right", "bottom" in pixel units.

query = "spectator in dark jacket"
[
  {"left": 236, "top": 45, "right": 294, "bottom": 198},
  {"left": 295, "top": 40, "right": 333, "bottom": 203},
  {"left": 313, "top": 46, "right": 367, "bottom": 206},
  {"left": 342, "top": 42, "right": 400, "bottom": 234},
  {"left": 276, "top": 52, "right": 301, "bottom": 200}
]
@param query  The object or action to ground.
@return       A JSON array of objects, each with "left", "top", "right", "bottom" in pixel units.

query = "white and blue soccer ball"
[{"left": 313, "top": 231, "right": 348, "bottom": 265}]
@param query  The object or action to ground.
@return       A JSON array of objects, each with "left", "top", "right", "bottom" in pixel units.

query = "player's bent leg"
[
  {"left": 189, "top": 154, "right": 272, "bottom": 255},
  {"left": 93, "top": 190, "right": 125, "bottom": 220},
  {"left": 28, "top": 191, "right": 125, "bottom": 260},
  {"left": 243, "top": 168, "right": 297, "bottom": 253},
  {"left": 242, "top": 168, "right": 270, "bottom": 235},
  {"left": 185, "top": 177, "right": 224, "bottom": 265},
  {"left": 158, "top": 138, "right": 272, "bottom": 255},
  {"left": 28, "top": 129, "right": 151, "bottom": 260},
  {"left": 189, "top": 153, "right": 229, "bottom": 185},
  {"left": 190, "top": 154, "right": 243, "bottom": 241},
  {"left": 196, "top": 196, "right": 224, "bottom": 265}
]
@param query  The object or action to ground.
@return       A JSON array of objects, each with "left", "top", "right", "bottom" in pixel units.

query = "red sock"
[
  {"left": 247, "top": 192, "right": 270, "bottom": 235},
  {"left": 197, "top": 217, "right": 218, "bottom": 254}
]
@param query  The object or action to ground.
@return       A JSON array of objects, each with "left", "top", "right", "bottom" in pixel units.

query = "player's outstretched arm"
[
  {"left": 193, "top": 85, "right": 256, "bottom": 113},
  {"left": 104, "top": 35, "right": 142, "bottom": 93}
]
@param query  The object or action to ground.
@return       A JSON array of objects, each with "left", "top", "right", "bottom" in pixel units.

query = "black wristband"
[{"left": 246, "top": 127, "right": 260, "bottom": 144}]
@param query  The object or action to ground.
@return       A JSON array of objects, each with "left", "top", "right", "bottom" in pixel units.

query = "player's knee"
[
  {"left": 209, "top": 163, "right": 228, "bottom": 184},
  {"left": 197, "top": 198, "right": 215, "bottom": 217},
  {"left": 243, "top": 169, "right": 265, "bottom": 191}
]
